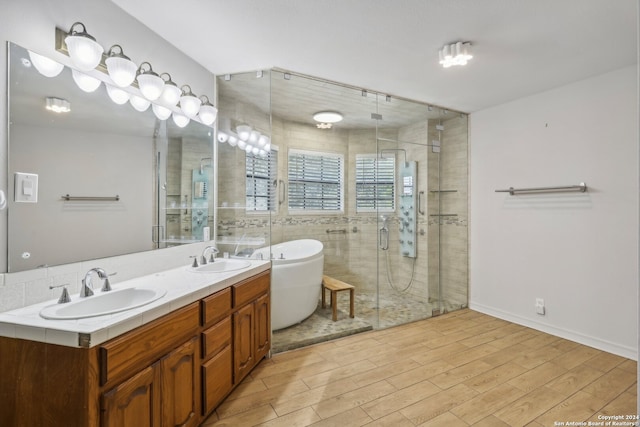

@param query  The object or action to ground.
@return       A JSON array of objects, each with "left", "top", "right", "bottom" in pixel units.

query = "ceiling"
[{"left": 110, "top": 0, "right": 638, "bottom": 114}]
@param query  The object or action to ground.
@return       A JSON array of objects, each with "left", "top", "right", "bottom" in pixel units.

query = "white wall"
[{"left": 469, "top": 65, "right": 638, "bottom": 359}]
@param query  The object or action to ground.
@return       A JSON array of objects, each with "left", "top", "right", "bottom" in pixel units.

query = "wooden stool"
[{"left": 321, "top": 275, "right": 355, "bottom": 321}]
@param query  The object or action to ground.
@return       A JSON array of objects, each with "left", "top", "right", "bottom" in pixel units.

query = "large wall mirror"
[{"left": 7, "top": 42, "right": 214, "bottom": 272}]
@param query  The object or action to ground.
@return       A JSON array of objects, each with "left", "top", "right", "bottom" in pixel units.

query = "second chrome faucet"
[{"left": 81, "top": 267, "right": 114, "bottom": 297}]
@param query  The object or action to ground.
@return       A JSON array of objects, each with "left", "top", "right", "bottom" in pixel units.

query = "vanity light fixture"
[
  {"left": 71, "top": 69, "right": 101, "bottom": 92},
  {"left": 106, "top": 84, "right": 130, "bottom": 105},
  {"left": 136, "top": 62, "right": 164, "bottom": 101},
  {"left": 152, "top": 103, "right": 172, "bottom": 120},
  {"left": 313, "top": 111, "right": 343, "bottom": 123},
  {"left": 198, "top": 96, "right": 218, "bottom": 125},
  {"left": 129, "top": 94, "right": 151, "bottom": 112},
  {"left": 105, "top": 45, "right": 137, "bottom": 87},
  {"left": 237, "top": 140, "right": 247, "bottom": 150},
  {"left": 439, "top": 41, "right": 473, "bottom": 68},
  {"left": 236, "top": 125, "right": 252, "bottom": 141},
  {"left": 159, "top": 73, "right": 181, "bottom": 106},
  {"left": 179, "top": 85, "right": 202, "bottom": 118},
  {"left": 172, "top": 111, "right": 190, "bottom": 128},
  {"left": 217, "top": 130, "right": 229, "bottom": 143},
  {"left": 257, "top": 135, "right": 269, "bottom": 147},
  {"left": 45, "top": 97, "right": 71, "bottom": 113},
  {"left": 28, "top": 50, "right": 64, "bottom": 78},
  {"left": 64, "top": 22, "right": 104, "bottom": 71}
]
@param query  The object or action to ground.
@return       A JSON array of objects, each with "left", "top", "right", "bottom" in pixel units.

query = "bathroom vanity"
[{"left": 0, "top": 262, "right": 270, "bottom": 427}]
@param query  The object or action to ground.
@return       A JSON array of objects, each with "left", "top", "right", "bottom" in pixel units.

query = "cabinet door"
[
  {"left": 202, "top": 345, "right": 232, "bottom": 416},
  {"left": 161, "top": 337, "right": 200, "bottom": 427},
  {"left": 233, "top": 303, "right": 255, "bottom": 383},
  {"left": 102, "top": 363, "right": 161, "bottom": 427},
  {"left": 254, "top": 293, "right": 270, "bottom": 361}
]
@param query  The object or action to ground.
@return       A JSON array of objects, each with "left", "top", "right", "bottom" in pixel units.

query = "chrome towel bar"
[
  {"left": 326, "top": 229, "right": 347, "bottom": 234},
  {"left": 61, "top": 194, "right": 120, "bottom": 201},
  {"left": 495, "top": 182, "right": 587, "bottom": 196}
]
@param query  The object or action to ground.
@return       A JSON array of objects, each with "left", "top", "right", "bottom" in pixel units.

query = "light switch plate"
[{"left": 14, "top": 172, "right": 38, "bottom": 203}]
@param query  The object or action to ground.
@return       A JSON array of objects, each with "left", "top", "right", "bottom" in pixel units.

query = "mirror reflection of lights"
[{"left": 45, "top": 97, "right": 71, "bottom": 113}]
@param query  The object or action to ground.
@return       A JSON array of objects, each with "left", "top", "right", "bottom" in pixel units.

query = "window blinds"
[
  {"left": 288, "top": 150, "right": 343, "bottom": 211},
  {"left": 246, "top": 150, "right": 277, "bottom": 212},
  {"left": 355, "top": 154, "right": 395, "bottom": 212}
]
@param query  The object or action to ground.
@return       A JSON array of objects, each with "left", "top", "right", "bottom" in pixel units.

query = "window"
[
  {"left": 288, "top": 149, "right": 344, "bottom": 212},
  {"left": 355, "top": 154, "right": 395, "bottom": 212},
  {"left": 246, "top": 149, "right": 277, "bottom": 212}
]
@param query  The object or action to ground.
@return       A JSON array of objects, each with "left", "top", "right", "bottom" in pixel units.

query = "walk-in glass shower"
[{"left": 215, "top": 70, "right": 468, "bottom": 352}]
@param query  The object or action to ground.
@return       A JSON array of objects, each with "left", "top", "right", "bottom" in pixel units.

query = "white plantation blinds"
[
  {"left": 288, "top": 149, "right": 344, "bottom": 212},
  {"left": 355, "top": 154, "right": 395, "bottom": 212},
  {"left": 246, "top": 149, "right": 277, "bottom": 212}
]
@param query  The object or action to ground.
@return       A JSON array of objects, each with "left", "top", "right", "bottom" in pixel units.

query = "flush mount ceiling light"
[
  {"left": 439, "top": 41, "right": 473, "bottom": 68},
  {"left": 179, "top": 85, "right": 202, "bottom": 118},
  {"left": 136, "top": 62, "right": 164, "bottom": 101},
  {"left": 64, "top": 22, "right": 104, "bottom": 71},
  {"left": 313, "top": 111, "right": 343, "bottom": 123},
  {"left": 45, "top": 97, "right": 71, "bottom": 113},
  {"left": 28, "top": 50, "right": 64, "bottom": 78},
  {"left": 105, "top": 44, "right": 137, "bottom": 87}
]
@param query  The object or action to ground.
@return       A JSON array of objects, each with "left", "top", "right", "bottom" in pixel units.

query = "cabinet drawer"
[
  {"left": 201, "top": 287, "right": 231, "bottom": 327},
  {"left": 233, "top": 271, "right": 270, "bottom": 308},
  {"left": 99, "top": 302, "right": 200, "bottom": 387},
  {"left": 201, "top": 317, "right": 231, "bottom": 360},
  {"left": 202, "top": 345, "right": 232, "bottom": 416}
]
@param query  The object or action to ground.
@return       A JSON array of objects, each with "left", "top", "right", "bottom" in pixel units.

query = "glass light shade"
[
  {"left": 106, "top": 56, "right": 137, "bottom": 87},
  {"left": 251, "top": 147, "right": 260, "bottom": 155},
  {"left": 258, "top": 149, "right": 267, "bottom": 157},
  {"left": 313, "top": 111, "right": 343, "bottom": 123},
  {"left": 257, "top": 135, "right": 269, "bottom": 147},
  {"left": 264, "top": 143, "right": 271, "bottom": 152},
  {"left": 179, "top": 94, "right": 201, "bottom": 118},
  {"left": 236, "top": 125, "right": 252, "bottom": 141},
  {"left": 137, "top": 73, "right": 164, "bottom": 101},
  {"left": 129, "top": 95, "right": 151, "bottom": 112},
  {"left": 248, "top": 131, "right": 260, "bottom": 144},
  {"left": 237, "top": 140, "right": 247, "bottom": 150},
  {"left": 172, "top": 112, "right": 190, "bottom": 128},
  {"left": 244, "top": 144, "right": 253, "bottom": 153},
  {"left": 106, "top": 85, "right": 130, "bottom": 104},
  {"left": 198, "top": 104, "right": 218, "bottom": 125},
  {"left": 71, "top": 69, "right": 101, "bottom": 92},
  {"left": 28, "top": 51, "right": 64, "bottom": 78},
  {"left": 228, "top": 135, "right": 238, "bottom": 147},
  {"left": 217, "top": 131, "right": 229, "bottom": 143},
  {"left": 160, "top": 83, "right": 181, "bottom": 106},
  {"left": 65, "top": 35, "right": 104, "bottom": 71},
  {"left": 152, "top": 104, "right": 171, "bottom": 120}
]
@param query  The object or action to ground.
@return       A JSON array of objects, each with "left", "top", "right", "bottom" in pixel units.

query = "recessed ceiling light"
[{"left": 313, "top": 111, "right": 343, "bottom": 123}]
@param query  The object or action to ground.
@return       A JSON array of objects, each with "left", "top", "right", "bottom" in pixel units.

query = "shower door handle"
[
  {"left": 277, "top": 179, "right": 286, "bottom": 206},
  {"left": 379, "top": 227, "right": 389, "bottom": 251}
]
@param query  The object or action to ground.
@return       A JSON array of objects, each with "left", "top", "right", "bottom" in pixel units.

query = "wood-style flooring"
[{"left": 202, "top": 309, "right": 637, "bottom": 426}]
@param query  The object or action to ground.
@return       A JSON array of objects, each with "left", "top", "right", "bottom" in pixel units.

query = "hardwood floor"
[{"left": 202, "top": 309, "right": 637, "bottom": 426}]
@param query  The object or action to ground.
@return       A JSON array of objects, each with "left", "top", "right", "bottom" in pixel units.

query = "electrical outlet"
[{"left": 535, "top": 298, "right": 545, "bottom": 315}]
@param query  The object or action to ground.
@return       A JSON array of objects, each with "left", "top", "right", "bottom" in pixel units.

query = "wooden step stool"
[{"left": 321, "top": 275, "right": 355, "bottom": 321}]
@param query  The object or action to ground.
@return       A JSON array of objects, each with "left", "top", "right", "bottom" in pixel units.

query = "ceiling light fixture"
[
  {"left": 439, "top": 41, "right": 473, "bottom": 68},
  {"left": 313, "top": 111, "right": 343, "bottom": 124},
  {"left": 64, "top": 22, "right": 104, "bottom": 71},
  {"left": 105, "top": 44, "right": 137, "bottom": 87},
  {"left": 45, "top": 97, "right": 71, "bottom": 113}
]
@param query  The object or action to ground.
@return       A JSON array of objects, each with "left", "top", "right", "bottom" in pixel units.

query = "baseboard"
[{"left": 469, "top": 302, "right": 638, "bottom": 361}]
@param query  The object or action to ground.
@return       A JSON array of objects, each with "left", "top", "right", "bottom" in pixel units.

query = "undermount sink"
[
  {"left": 190, "top": 259, "right": 251, "bottom": 273},
  {"left": 40, "top": 287, "right": 167, "bottom": 320}
]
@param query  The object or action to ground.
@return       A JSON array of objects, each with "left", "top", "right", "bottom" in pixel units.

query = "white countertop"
[{"left": 0, "top": 260, "right": 270, "bottom": 348}]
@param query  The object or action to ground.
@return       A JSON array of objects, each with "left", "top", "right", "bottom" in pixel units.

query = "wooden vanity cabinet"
[
  {"left": 232, "top": 270, "right": 270, "bottom": 384},
  {"left": 0, "top": 269, "right": 270, "bottom": 427}
]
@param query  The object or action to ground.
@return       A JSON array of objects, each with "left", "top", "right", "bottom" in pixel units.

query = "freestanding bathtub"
[{"left": 251, "top": 239, "right": 324, "bottom": 330}]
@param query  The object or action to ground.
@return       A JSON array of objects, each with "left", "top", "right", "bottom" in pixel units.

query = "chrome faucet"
[
  {"left": 201, "top": 245, "right": 219, "bottom": 264},
  {"left": 81, "top": 268, "right": 112, "bottom": 297}
]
